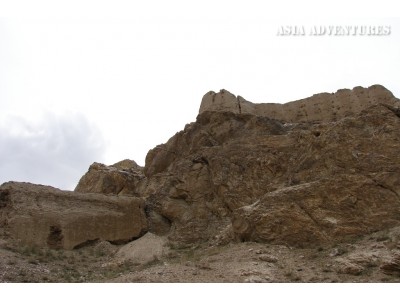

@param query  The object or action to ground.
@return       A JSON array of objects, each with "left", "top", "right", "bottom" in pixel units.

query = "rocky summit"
[{"left": 2, "top": 84, "right": 400, "bottom": 283}]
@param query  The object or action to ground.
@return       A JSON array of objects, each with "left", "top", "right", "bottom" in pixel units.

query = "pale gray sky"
[{"left": 0, "top": 1, "right": 399, "bottom": 190}]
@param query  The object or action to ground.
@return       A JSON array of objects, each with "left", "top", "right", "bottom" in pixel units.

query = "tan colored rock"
[
  {"left": 114, "top": 232, "right": 169, "bottom": 265},
  {"left": 4, "top": 84, "right": 400, "bottom": 260},
  {"left": 335, "top": 259, "right": 364, "bottom": 275},
  {"left": 93, "top": 240, "right": 118, "bottom": 257},
  {"left": 199, "top": 85, "right": 399, "bottom": 123},
  {"left": 142, "top": 88, "right": 400, "bottom": 247},
  {"left": 381, "top": 254, "right": 400, "bottom": 275},
  {"left": 258, "top": 254, "right": 278, "bottom": 263},
  {"left": 0, "top": 182, "right": 147, "bottom": 250},
  {"left": 73, "top": 85, "right": 400, "bottom": 249},
  {"left": 231, "top": 174, "right": 400, "bottom": 247},
  {"left": 111, "top": 159, "right": 141, "bottom": 170},
  {"left": 75, "top": 160, "right": 146, "bottom": 196}
]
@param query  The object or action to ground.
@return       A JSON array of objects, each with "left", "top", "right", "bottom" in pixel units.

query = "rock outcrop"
[
  {"left": 200, "top": 85, "right": 398, "bottom": 123},
  {"left": 3, "top": 84, "right": 400, "bottom": 251},
  {"left": 0, "top": 182, "right": 147, "bottom": 249},
  {"left": 143, "top": 102, "right": 400, "bottom": 246},
  {"left": 232, "top": 173, "right": 400, "bottom": 247},
  {"left": 75, "top": 84, "right": 400, "bottom": 248},
  {"left": 75, "top": 159, "right": 146, "bottom": 196}
]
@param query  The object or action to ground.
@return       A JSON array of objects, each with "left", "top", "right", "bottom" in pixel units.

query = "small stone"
[
  {"left": 330, "top": 248, "right": 346, "bottom": 257},
  {"left": 196, "top": 261, "right": 212, "bottom": 270},
  {"left": 244, "top": 276, "right": 265, "bottom": 283},
  {"left": 336, "top": 261, "right": 364, "bottom": 275},
  {"left": 259, "top": 254, "right": 278, "bottom": 263},
  {"left": 240, "top": 270, "right": 259, "bottom": 276},
  {"left": 372, "top": 243, "right": 386, "bottom": 249}
]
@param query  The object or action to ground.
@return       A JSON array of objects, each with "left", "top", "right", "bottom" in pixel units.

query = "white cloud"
[{"left": 0, "top": 112, "right": 106, "bottom": 190}]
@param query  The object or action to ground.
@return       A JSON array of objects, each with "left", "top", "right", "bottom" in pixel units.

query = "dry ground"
[{"left": 1, "top": 227, "right": 400, "bottom": 283}]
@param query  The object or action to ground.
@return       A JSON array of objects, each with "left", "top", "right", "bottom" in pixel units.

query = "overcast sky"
[{"left": 0, "top": 1, "right": 399, "bottom": 190}]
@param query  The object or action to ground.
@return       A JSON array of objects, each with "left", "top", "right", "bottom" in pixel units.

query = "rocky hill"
[
  {"left": 1, "top": 84, "right": 400, "bottom": 282},
  {"left": 76, "top": 84, "right": 400, "bottom": 248}
]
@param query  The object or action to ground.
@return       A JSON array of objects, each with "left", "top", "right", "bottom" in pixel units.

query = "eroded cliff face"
[
  {"left": 0, "top": 182, "right": 147, "bottom": 250},
  {"left": 143, "top": 104, "right": 400, "bottom": 247},
  {"left": 199, "top": 85, "right": 398, "bottom": 123},
  {"left": 75, "top": 85, "right": 400, "bottom": 248}
]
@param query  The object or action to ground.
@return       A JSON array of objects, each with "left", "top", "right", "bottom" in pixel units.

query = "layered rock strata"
[
  {"left": 77, "top": 85, "right": 400, "bottom": 247},
  {"left": 0, "top": 182, "right": 147, "bottom": 249}
]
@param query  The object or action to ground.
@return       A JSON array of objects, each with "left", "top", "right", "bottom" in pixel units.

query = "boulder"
[
  {"left": 75, "top": 159, "right": 146, "bottom": 196},
  {"left": 0, "top": 182, "right": 147, "bottom": 249},
  {"left": 114, "top": 232, "right": 169, "bottom": 265}
]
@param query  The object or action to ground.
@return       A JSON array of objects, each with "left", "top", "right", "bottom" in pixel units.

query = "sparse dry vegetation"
[{"left": 1, "top": 227, "right": 400, "bottom": 283}]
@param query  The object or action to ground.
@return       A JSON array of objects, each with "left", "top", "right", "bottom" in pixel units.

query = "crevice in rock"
[
  {"left": 116, "top": 185, "right": 125, "bottom": 195},
  {"left": 373, "top": 181, "right": 400, "bottom": 200},
  {"left": 0, "top": 189, "right": 10, "bottom": 208},
  {"left": 73, "top": 238, "right": 99, "bottom": 249},
  {"left": 108, "top": 236, "right": 138, "bottom": 245},
  {"left": 313, "top": 131, "right": 321, "bottom": 137},
  {"left": 381, "top": 104, "right": 400, "bottom": 119},
  {"left": 47, "top": 225, "right": 64, "bottom": 249},
  {"left": 192, "top": 156, "right": 209, "bottom": 165},
  {"left": 144, "top": 201, "right": 172, "bottom": 235},
  {"left": 237, "top": 97, "right": 242, "bottom": 114},
  {"left": 295, "top": 201, "right": 321, "bottom": 228}
]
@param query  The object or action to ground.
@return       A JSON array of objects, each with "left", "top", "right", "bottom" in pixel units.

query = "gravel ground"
[{"left": 1, "top": 227, "right": 400, "bottom": 283}]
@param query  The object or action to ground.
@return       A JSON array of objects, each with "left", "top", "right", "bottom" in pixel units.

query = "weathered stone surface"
[
  {"left": 75, "top": 159, "right": 146, "bottom": 196},
  {"left": 200, "top": 85, "right": 399, "bottom": 123},
  {"left": 258, "top": 254, "right": 278, "bottom": 263},
  {"left": 381, "top": 254, "right": 400, "bottom": 275},
  {"left": 335, "top": 259, "right": 364, "bottom": 275},
  {"left": 93, "top": 240, "right": 118, "bottom": 256},
  {"left": 75, "top": 85, "right": 400, "bottom": 248},
  {"left": 0, "top": 182, "right": 147, "bottom": 249},
  {"left": 140, "top": 86, "right": 400, "bottom": 247},
  {"left": 114, "top": 232, "right": 169, "bottom": 265},
  {"left": 231, "top": 174, "right": 400, "bottom": 247}
]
